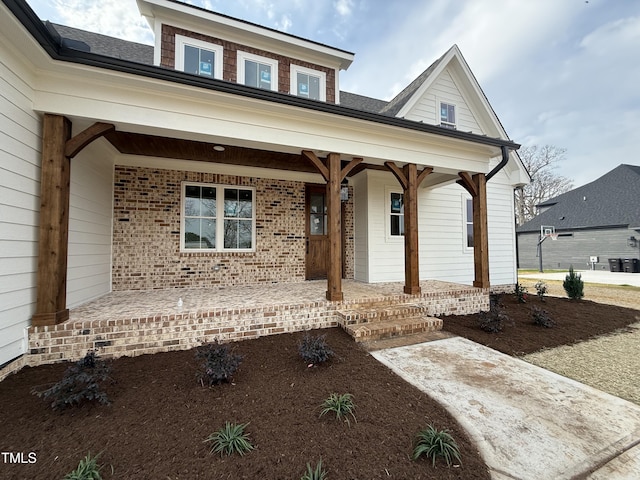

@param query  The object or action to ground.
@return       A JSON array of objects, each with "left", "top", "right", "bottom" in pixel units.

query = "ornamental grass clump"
[
  {"left": 63, "top": 453, "right": 104, "bottom": 480},
  {"left": 412, "top": 425, "right": 461, "bottom": 467},
  {"left": 33, "top": 350, "right": 111, "bottom": 410},
  {"left": 320, "top": 393, "right": 357, "bottom": 427},
  {"left": 300, "top": 460, "right": 328, "bottom": 480},
  {"left": 298, "top": 332, "right": 334, "bottom": 366},
  {"left": 196, "top": 340, "right": 242, "bottom": 386},
  {"left": 563, "top": 266, "right": 584, "bottom": 300},
  {"left": 204, "top": 422, "right": 254, "bottom": 456}
]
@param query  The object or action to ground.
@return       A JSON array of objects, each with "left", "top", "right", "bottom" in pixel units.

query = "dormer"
[{"left": 136, "top": 0, "right": 354, "bottom": 104}]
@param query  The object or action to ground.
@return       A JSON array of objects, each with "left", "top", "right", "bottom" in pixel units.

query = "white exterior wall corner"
[
  {"left": 67, "top": 139, "right": 115, "bottom": 308},
  {"left": 0, "top": 28, "right": 41, "bottom": 366}
]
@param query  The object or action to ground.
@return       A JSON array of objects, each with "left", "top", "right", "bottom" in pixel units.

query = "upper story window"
[
  {"left": 440, "top": 102, "right": 456, "bottom": 129},
  {"left": 238, "top": 52, "right": 278, "bottom": 91},
  {"left": 175, "top": 35, "right": 223, "bottom": 79},
  {"left": 181, "top": 182, "right": 255, "bottom": 252},
  {"left": 291, "top": 64, "right": 326, "bottom": 101}
]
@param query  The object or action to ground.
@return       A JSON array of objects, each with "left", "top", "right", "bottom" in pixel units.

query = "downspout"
[{"left": 486, "top": 145, "right": 510, "bottom": 182}]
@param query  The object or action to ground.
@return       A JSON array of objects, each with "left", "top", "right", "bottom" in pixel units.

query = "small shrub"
[
  {"left": 534, "top": 281, "right": 548, "bottom": 301},
  {"left": 531, "top": 306, "right": 555, "bottom": 328},
  {"left": 301, "top": 460, "right": 328, "bottom": 480},
  {"left": 489, "top": 293, "right": 503, "bottom": 310},
  {"left": 477, "top": 308, "right": 509, "bottom": 333},
  {"left": 63, "top": 453, "right": 103, "bottom": 480},
  {"left": 514, "top": 283, "right": 528, "bottom": 303},
  {"left": 298, "top": 333, "right": 334, "bottom": 366},
  {"left": 320, "top": 393, "right": 357, "bottom": 427},
  {"left": 412, "top": 425, "right": 461, "bottom": 467},
  {"left": 196, "top": 340, "right": 242, "bottom": 386},
  {"left": 33, "top": 350, "right": 111, "bottom": 410},
  {"left": 204, "top": 422, "right": 254, "bottom": 456},
  {"left": 563, "top": 266, "right": 584, "bottom": 300}
]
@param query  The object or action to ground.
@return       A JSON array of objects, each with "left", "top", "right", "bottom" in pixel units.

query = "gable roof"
[{"left": 517, "top": 164, "right": 640, "bottom": 233}]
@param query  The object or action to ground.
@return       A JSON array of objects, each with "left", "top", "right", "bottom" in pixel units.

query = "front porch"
[{"left": 27, "top": 280, "right": 489, "bottom": 366}]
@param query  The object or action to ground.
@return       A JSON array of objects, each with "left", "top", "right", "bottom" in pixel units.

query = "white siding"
[
  {"left": 0, "top": 45, "right": 40, "bottom": 365},
  {"left": 359, "top": 168, "right": 518, "bottom": 287},
  {"left": 67, "top": 140, "right": 114, "bottom": 308},
  {"left": 405, "top": 69, "right": 483, "bottom": 134}
]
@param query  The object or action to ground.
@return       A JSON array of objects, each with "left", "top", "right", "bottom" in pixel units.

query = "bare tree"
[{"left": 515, "top": 145, "right": 574, "bottom": 225}]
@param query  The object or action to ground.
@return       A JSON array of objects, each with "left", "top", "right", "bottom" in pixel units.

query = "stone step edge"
[{"left": 343, "top": 316, "right": 442, "bottom": 341}]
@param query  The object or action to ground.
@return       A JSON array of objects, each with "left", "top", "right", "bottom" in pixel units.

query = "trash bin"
[
  {"left": 622, "top": 258, "right": 640, "bottom": 273},
  {"left": 608, "top": 258, "right": 622, "bottom": 272}
]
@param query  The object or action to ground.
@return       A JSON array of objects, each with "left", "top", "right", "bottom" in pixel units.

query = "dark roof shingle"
[{"left": 517, "top": 164, "right": 640, "bottom": 233}]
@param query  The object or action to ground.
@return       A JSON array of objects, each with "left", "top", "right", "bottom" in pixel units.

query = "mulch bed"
[
  {"left": 0, "top": 328, "right": 489, "bottom": 480},
  {"left": 442, "top": 293, "right": 640, "bottom": 356}
]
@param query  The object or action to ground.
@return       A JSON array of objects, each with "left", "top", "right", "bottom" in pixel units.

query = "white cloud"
[{"left": 335, "top": 0, "right": 353, "bottom": 17}]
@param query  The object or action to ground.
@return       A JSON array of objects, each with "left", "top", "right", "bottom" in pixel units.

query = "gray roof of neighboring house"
[
  {"left": 517, "top": 164, "right": 640, "bottom": 233},
  {"left": 49, "top": 23, "right": 154, "bottom": 65},
  {"left": 339, "top": 91, "right": 388, "bottom": 113}
]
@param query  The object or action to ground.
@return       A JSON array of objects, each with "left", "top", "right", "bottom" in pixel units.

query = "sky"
[{"left": 25, "top": 0, "right": 640, "bottom": 188}]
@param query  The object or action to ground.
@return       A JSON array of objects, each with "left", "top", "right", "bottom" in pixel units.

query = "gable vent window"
[
  {"left": 238, "top": 52, "right": 278, "bottom": 91},
  {"left": 175, "top": 35, "right": 223, "bottom": 80},
  {"left": 440, "top": 102, "right": 456, "bottom": 129}
]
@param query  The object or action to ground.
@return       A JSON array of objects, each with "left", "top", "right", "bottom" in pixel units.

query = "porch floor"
[
  {"left": 27, "top": 279, "right": 489, "bottom": 367},
  {"left": 69, "top": 279, "right": 471, "bottom": 323}
]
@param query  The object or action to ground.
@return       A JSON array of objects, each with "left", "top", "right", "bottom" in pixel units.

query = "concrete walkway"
[
  {"left": 519, "top": 270, "right": 640, "bottom": 287},
  {"left": 372, "top": 337, "right": 640, "bottom": 479}
]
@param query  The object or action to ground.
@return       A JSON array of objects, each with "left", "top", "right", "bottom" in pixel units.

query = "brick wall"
[
  {"left": 112, "top": 166, "right": 354, "bottom": 290},
  {"left": 161, "top": 25, "right": 337, "bottom": 103}
]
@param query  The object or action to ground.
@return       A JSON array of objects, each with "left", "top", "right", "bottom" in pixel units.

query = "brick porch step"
[
  {"left": 337, "top": 303, "right": 442, "bottom": 342},
  {"left": 343, "top": 315, "right": 442, "bottom": 342}
]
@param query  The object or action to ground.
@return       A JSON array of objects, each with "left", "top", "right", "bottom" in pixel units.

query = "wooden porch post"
[
  {"left": 385, "top": 162, "right": 432, "bottom": 295},
  {"left": 32, "top": 114, "right": 72, "bottom": 326},
  {"left": 302, "top": 151, "right": 362, "bottom": 301},
  {"left": 32, "top": 117, "right": 116, "bottom": 326},
  {"left": 457, "top": 172, "right": 490, "bottom": 288}
]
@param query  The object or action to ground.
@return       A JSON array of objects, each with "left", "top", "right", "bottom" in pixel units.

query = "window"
[
  {"left": 237, "top": 52, "right": 278, "bottom": 91},
  {"left": 389, "top": 192, "right": 404, "bottom": 237},
  {"left": 440, "top": 102, "right": 456, "bottom": 129},
  {"left": 175, "top": 35, "right": 223, "bottom": 79},
  {"left": 464, "top": 197, "right": 473, "bottom": 249},
  {"left": 309, "top": 192, "right": 327, "bottom": 235},
  {"left": 291, "top": 64, "right": 326, "bottom": 101},
  {"left": 181, "top": 182, "right": 255, "bottom": 252}
]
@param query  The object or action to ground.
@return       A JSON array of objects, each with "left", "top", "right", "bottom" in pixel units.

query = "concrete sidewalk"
[
  {"left": 372, "top": 337, "right": 640, "bottom": 479},
  {"left": 519, "top": 270, "right": 640, "bottom": 287}
]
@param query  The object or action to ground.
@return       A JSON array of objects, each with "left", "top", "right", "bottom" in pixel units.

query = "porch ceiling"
[{"left": 105, "top": 130, "right": 392, "bottom": 176}]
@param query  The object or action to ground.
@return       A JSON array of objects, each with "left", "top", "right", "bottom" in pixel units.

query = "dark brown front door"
[{"left": 306, "top": 185, "right": 328, "bottom": 279}]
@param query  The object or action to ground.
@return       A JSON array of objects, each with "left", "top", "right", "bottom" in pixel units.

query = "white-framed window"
[
  {"left": 237, "top": 51, "right": 278, "bottom": 91},
  {"left": 440, "top": 101, "right": 456, "bottom": 129},
  {"left": 181, "top": 182, "right": 255, "bottom": 252},
  {"left": 386, "top": 188, "right": 404, "bottom": 240},
  {"left": 291, "top": 64, "right": 326, "bottom": 101},
  {"left": 463, "top": 195, "right": 473, "bottom": 251},
  {"left": 175, "top": 35, "right": 223, "bottom": 79}
]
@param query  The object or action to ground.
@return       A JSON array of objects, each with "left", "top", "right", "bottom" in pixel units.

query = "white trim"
[
  {"left": 237, "top": 51, "right": 278, "bottom": 91},
  {"left": 290, "top": 64, "right": 326, "bottom": 101},
  {"left": 180, "top": 182, "right": 256, "bottom": 253},
  {"left": 175, "top": 34, "right": 223, "bottom": 79},
  {"left": 462, "top": 193, "right": 473, "bottom": 253},
  {"left": 385, "top": 186, "right": 404, "bottom": 243}
]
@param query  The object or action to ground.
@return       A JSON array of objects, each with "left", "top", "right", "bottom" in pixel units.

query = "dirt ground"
[{"left": 0, "top": 328, "right": 489, "bottom": 480}]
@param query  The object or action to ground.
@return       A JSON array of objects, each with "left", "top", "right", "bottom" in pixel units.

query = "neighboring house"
[
  {"left": 0, "top": 0, "right": 529, "bottom": 366},
  {"left": 517, "top": 164, "right": 640, "bottom": 271}
]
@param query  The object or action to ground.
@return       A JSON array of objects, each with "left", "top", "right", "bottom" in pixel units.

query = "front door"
[{"left": 306, "top": 185, "right": 328, "bottom": 279}]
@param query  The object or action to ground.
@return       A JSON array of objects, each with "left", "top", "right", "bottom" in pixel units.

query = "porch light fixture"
[
  {"left": 340, "top": 185, "right": 349, "bottom": 201},
  {"left": 213, "top": 145, "right": 225, "bottom": 152}
]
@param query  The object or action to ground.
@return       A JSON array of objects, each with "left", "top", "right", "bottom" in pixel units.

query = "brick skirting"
[{"left": 23, "top": 287, "right": 489, "bottom": 369}]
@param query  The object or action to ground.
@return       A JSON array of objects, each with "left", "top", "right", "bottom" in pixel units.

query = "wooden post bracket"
[{"left": 65, "top": 122, "right": 115, "bottom": 158}]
